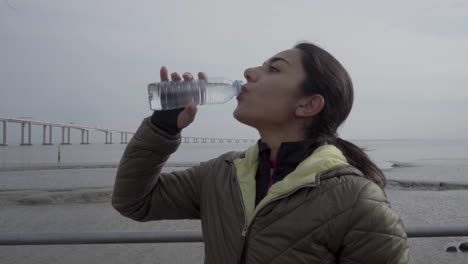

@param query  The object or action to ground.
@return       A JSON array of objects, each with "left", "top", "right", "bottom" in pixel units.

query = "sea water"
[{"left": 1, "top": 139, "right": 468, "bottom": 263}]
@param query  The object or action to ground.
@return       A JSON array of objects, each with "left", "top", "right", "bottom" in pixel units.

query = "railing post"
[
  {"left": 1, "top": 121, "right": 7, "bottom": 146},
  {"left": 87, "top": 130, "right": 90, "bottom": 144}
]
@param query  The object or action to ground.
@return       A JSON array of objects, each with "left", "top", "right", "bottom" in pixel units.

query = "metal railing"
[
  {"left": 0, "top": 117, "right": 256, "bottom": 146},
  {"left": 1, "top": 225, "right": 468, "bottom": 245}
]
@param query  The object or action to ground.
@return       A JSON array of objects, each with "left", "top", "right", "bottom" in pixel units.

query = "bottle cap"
[{"left": 233, "top": 80, "right": 244, "bottom": 95}]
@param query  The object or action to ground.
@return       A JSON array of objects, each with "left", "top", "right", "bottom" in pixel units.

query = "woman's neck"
[{"left": 259, "top": 128, "right": 306, "bottom": 161}]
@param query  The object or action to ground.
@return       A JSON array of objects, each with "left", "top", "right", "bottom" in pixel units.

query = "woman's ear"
[{"left": 295, "top": 95, "right": 325, "bottom": 117}]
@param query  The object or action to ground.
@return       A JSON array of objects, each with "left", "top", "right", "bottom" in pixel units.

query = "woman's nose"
[{"left": 244, "top": 67, "right": 258, "bottom": 82}]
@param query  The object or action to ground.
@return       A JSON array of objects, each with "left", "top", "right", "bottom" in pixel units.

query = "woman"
[{"left": 112, "top": 42, "right": 412, "bottom": 263}]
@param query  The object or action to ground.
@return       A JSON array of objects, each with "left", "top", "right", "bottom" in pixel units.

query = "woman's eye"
[{"left": 269, "top": 66, "right": 280, "bottom": 72}]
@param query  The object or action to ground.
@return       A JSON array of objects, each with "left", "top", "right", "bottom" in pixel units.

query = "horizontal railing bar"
[
  {"left": 406, "top": 225, "right": 468, "bottom": 238},
  {"left": 0, "top": 161, "right": 200, "bottom": 172},
  {"left": 0, "top": 231, "right": 203, "bottom": 245},
  {"left": 1, "top": 226, "right": 468, "bottom": 246}
]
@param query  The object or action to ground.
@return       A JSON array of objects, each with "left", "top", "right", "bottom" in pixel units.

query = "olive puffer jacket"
[{"left": 112, "top": 118, "right": 412, "bottom": 263}]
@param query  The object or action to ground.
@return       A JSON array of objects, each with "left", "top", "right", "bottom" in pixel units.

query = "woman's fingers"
[
  {"left": 198, "top": 72, "right": 208, "bottom": 81},
  {"left": 158, "top": 66, "right": 200, "bottom": 128},
  {"left": 161, "top": 66, "right": 205, "bottom": 82},
  {"left": 160, "top": 66, "right": 169, "bottom": 81},
  {"left": 171, "top": 72, "right": 182, "bottom": 81},
  {"left": 182, "top": 72, "right": 193, "bottom": 81},
  {"left": 177, "top": 102, "right": 198, "bottom": 129}
]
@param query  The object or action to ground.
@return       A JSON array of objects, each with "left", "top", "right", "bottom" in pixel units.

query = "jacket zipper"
[
  {"left": 239, "top": 182, "right": 319, "bottom": 263},
  {"left": 229, "top": 162, "right": 249, "bottom": 235},
  {"left": 229, "top": 161, "right": 250, "bottom": 264},
  {"left": 268, "top": 168, "right": 274, "bottom": 188}
]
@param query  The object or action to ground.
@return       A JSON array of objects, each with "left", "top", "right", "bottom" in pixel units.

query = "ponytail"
[
  {"left": 294, "top": 42, "right": 386, "bottom": 188},
  {"left": 334, "top": 138, "right": 386, "bottom": 188}
]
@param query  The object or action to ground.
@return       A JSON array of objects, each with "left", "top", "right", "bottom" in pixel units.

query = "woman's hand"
[{"left": 160, "top": 66, "right": 208, "bottom": 129}]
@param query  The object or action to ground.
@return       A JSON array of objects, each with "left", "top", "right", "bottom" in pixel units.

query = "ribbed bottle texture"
[{"left": 148, "top": 79, "right": 243, "bottom": 110}]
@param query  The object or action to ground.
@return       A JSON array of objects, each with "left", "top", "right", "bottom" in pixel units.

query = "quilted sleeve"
[
  {"left": 112, "top": 117, "right": 202, "bottom": 221},
  {"left": 339, "top": 182, "right": 412, "bottom": 264}
]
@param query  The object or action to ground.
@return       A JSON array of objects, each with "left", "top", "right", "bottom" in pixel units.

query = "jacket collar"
[
  {"left": 233, "top": 143, "right": 351, "bottom": 224},
  {"left": 257, "top": 139, "right": 318, "bottom": 168}
]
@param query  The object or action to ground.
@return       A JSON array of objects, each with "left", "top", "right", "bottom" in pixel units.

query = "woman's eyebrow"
[{"left": 263, "top": 57, "right": 291, "bottom": 65}]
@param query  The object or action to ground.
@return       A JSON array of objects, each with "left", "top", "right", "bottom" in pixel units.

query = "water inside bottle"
[{"left": 148, "top": 80, "right": 240, "bottom": 110}]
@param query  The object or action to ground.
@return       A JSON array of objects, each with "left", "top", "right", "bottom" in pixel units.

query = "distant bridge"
[{"left": 0, "top": 117, "right": 256, "bottom": 146}]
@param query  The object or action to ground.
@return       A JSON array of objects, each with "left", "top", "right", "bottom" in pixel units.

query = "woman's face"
[{"left": 233, "top": 48, "right": 306, "bottom": 129}]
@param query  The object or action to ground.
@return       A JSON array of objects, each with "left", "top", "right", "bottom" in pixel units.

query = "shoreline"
[
  {"left": 3, "top": 180, "right": 468, "bottom": 207},
  {"left": 1, "top": 163, "right": 468, "bottom": 193}
]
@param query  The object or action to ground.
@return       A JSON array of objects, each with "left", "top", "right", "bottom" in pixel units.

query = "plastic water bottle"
[{"left": 148, "top": 78, "right": 243, "bottom": 110}]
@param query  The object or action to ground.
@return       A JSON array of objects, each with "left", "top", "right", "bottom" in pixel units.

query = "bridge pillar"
[
  {"left": 20, "top": 122, "right": 33, "bottom": 146},
  {"left": 105, "top": 131, "right": 113, "bottom": 144},
  {"left": 1, "top": 121, "right": 7, "bottom": 146},
  {"left": 42, "top": 125, "right": 53, "bottom": 145},
  {"left": 61, "top": 127, "right": 71, "bottom": 145},
  {"left": 120, "top": 132, "right": 129, "bottom": 144},
  {"left": 49, "top": 126, "right": 53, "bottom": 144},
  {"left": 80, "top": 129, "right": 90, "bottom": 144}
]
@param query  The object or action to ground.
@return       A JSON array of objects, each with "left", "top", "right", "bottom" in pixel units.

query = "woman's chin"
[
  {"left": 233, "top": 107, "right": 243, "bottom": 122},
  {"left": 233, "top": 108, "right": 257, "bottom": 128}
]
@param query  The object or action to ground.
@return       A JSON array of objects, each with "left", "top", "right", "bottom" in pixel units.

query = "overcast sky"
[{"left": 1, "top": 0, "right": 467, "bottom": 140}]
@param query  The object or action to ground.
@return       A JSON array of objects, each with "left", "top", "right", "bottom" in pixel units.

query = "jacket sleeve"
[
  {"left": 339, "top": 182, "right": 412, "bottom": 264},
  {"left": 111, "top": 117, "right": 202, "bottom": 221}
]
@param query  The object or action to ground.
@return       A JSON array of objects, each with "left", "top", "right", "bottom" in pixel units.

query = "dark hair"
[{"left": 294, "top": 42, "right": 386, "bottom": 188}]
